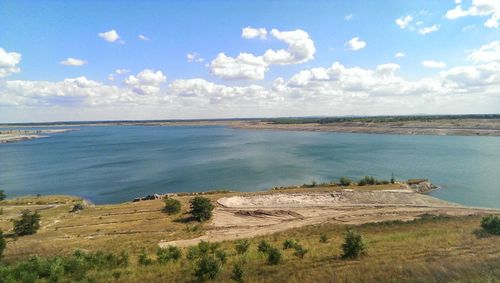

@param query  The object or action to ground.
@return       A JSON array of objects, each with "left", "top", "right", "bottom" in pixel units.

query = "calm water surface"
[{"left": 0, "top": 126, "right": 499, "bottom": 207}]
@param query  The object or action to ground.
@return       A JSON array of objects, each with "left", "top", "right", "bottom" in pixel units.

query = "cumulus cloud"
[
  {"left": 345, "top": 37, "right": 366, "bottom": 51},
  {"left": 210, "top": 53, "right": 267, "bottom": 80},
  {"left": 419, "top": 24, "right": 440, "bottom": 35},
  {"left": 445, "top": 0, "right": 500, "bottom": 28},
  {"left": 138, "top": 34, "right": 149, "bottom": 41},
  {"left": 241, "top": 27, "right": 267, "bottom": 39},
  {"left": 344, "top": 14, "right": 353, "bottom": 21},
  {"left": 0, "top": 48, "right": 22, "bottom": 78},
  {"left": 468, "top": 41, "right": 500, "bottom": 62},
  {"left": 124, "top": 69, "right": 166, "bottom": 94},
  {"left": 186, "top": 52, "right": 204, "bottom": 63},
  {"left": 422, "top": 60, "right": 447, "bottom": 68},
  {"left": 395, "top": 52, "right": 406, "bottom": 58},
  {"left": 210, "top": 28, "right": 315, "bottom": 80},
  {"left": 98, "top": 29, "right": 121, "bottom": 43},
  {"left": 396, "top": 15, "right": 413, "bottom": 29},
  {"left": 60, "top": 58, "right": 87, "bottom": 66}
]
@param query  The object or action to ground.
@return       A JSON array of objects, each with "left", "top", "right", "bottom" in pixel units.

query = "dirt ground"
[{"left": 160, "top": 188, "right": 499, "bottom": 247}]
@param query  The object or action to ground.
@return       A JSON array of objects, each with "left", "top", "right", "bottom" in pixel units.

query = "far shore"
[
  {"left": 0, "top": 128, "right": 76, "bottom": 144},
  {"left": 2, "top": 116, "right": 500, "bottom": 137}
]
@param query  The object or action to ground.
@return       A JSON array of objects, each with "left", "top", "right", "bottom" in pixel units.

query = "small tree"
[
  {"left": 235, "top": 239, "right": 250, "bottom": 254},
  {"left": 341, "top": 229, "right": 367, "bottom": 259},
  {"left": 293, "top": 244, "right": 308, "bottom": 259},
  {"left": 157, "top": 246, "right": 182, "bottom": 263},
  {"left": 481, "top": 215, "right": 500, "bottom": 235},
  {"left": 390, "top": 173, "right": 395, "bottom": 184},
  {"left": 194, "top": 255, "right": 221, "bottom": 281},
  {"left": 339, "top": 177, "right": 352, "bottom": 186},
  {"left": 283, "top": 238, "right": 298, "bottom": 250},
  {"left": 163, "top": 198, "right": 181, "bottom": 215},
  {"left": 0, "top": 230, "right": 6, "bottom": 260},
  {"left": 266, "top": 247, "right": 282, "bottom": 265},
  {"left": 13, "top": 210, "right": 41, "bottom": 236},
  {"left": 0, "top": 190, "right": 6, "bottom": 201},
  {"left": 257, "top": 240, "right": 271, "bottom": 253},
  {"left": 190, "top": 197, "right": 214, "bottom": 222},
  {"left": 138, "top": 249, "right": 152, "bottom": 265},
  {"left": 231, "top": 261, "right": 245, "bottom": 282}
]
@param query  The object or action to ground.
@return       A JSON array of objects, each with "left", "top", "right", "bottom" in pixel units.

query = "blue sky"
[{"left": 1, "top": 0, "right": 500, "bottom": 122}]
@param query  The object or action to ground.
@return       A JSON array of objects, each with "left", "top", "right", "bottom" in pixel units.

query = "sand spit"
[
  {"left": 0, "top": 129, "right": 75, "bottom": 144},
  {"left": 160, "top": 189, "right": 499, "bottom": 247}
]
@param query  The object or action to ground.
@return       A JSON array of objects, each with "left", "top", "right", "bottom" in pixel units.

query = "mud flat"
[{"left": 160, "top": 187, "right": 499, "bottom": 247}]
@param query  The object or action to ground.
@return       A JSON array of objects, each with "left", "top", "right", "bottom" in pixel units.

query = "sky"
[{"left": 1, "top": 0, "right": 500, "bottom": 122}]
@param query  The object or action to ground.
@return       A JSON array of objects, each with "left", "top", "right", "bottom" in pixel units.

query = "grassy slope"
[{"left": 1, "top": 192, "right": 499, "bottom": 282}]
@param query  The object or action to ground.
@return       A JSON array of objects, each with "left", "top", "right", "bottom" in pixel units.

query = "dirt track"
[{"left": 159, "top": 188, "right": 499, "bottom": 247}]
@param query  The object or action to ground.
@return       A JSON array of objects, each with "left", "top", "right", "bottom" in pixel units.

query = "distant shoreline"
[{"left": 0, "top": 128, "right": 76, "bottom": 144}]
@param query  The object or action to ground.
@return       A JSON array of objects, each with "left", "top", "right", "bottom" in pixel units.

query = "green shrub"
[
  {"left": 341, "top": 229, "right": 367, "bottom": 259},
  {"left": 157, "top": 246, "right": 182, "bottom": 263},
  {"left": 319, "top": 234, "right": 328, "bottom": 243},
  {"left": 283, "top": 238, "right": 298, "bottom": 250},
  {"left": 293, "top": 244, "right": 308, "bottom": 259},
  {"left": 257, "top": 240, "right": 271, "bottom": 253},
  {"left": 231, "top": 261, "right": 245, "bottom": 282},
  {"left": 138, "top": 249, "right": 153, "bottom": 265},
  {"left": 266, "top": 247, "right": 282, "bottom": 265},
  {"left": 194, "top": 255, "right": 221, "bottom": 282},
  {"left": 234, "top": 239, "right": 250, "bottom": 254},
  {"left": 0, "top": 190, "right": 5, "bottom": 201},
  {"left": 339, "top": 177, "right": 352, "bottom": 186},
  {"left": 163, "top": 198, "right": 181, "bottom": 215},
  {"left": 358, "top": 176, "right": 376, "bottom": 186},
  {"left": 215, "top": 249, "right": 227, "bottom": 264},
  {"left": 481, "top": 215, "right": 500, "bottom": 235},
  {"left": 190, "top": 197, "right": 214, "bottom": 222},
  {"left": 0, "top": 230, "right": 5, "bottom": 260},
  {"left": 13, "top": 210, "right": 41, "bottom": 236},
  {"left": 186, "top": 241, "right": 223, "bottom": 261}
]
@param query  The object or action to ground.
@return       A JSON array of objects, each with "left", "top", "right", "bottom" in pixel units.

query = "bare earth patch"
[{"left": 160, "top": 188, "right": 499, "bottom": 247}]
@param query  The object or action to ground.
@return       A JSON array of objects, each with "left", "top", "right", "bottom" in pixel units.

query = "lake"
[{"left": 0, "top": 126, "right": 499, "bottom": 208}]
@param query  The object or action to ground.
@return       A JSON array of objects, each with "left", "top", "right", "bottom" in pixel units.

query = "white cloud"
[
  {"left": 395, "top": 52, "right": 406, "bottom": 58},
  {"left": 138, "top": 34, "right": 149, "bottom": 41},
  {"left": 186, "top": 52, "right": 204, "bottom": 63},
  {"left": 344, "top": 14, "right": 353, "bottom": 21},
  {"left": 396, "top": 15, "right": 413, "bottom": 29},
  {"left": 422, "top": 60, "right": 447, "bottom": 68},
  {"left": 445, "top": 0, "right": 500, "bottom": 28},
  {"left": 60, "top": 58, "right": 87, "bottom": 66},
  {"left": 210, "top": 28, "right": 315, "bottom": 80},
  {"left": 98, "top": 30, "right": 121, "bottom": 43},
  {"left": 241, "top": 27, "right": 267, "bottom": 39},
  {"left": 263, "top": 29, "right": 316, "bottom": 64},
  {"left": 0, "top": 48, "right": 22, "bottom": 78},
  {"left": 210, "top": 53, "right": 267, "bottom": 80},
  {"left": 419, "top": 24, "right": 440, "bottom": 35},
  {"left": 462, "top": 24, "right": 476, "bottom": 31},
  {"left": 345, "top": 37, "right": 366, "bottom": 51},
  {"left": 468, "top": 40, "right": 500, "bottom": 62},
  {"left": 108, "top": 69, "right": 130, "bottom": 81},
  {"left": 124, "top": 69, "right": 166, "bottom": 94}
]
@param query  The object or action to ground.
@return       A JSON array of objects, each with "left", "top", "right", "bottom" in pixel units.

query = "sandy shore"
[
  {"left": 160, "top": 186, "right": 499, "bottom": 247},
  {"left": 0, "top": 129, "right": 75, "bottom": 144}
]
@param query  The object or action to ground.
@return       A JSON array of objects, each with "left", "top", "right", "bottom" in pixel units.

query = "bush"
[
  {"left": 257, "top": 240, "right": 271, "bottom": 253},
  {"left": 293, "top": 244, "right": 308, "bottom": 259},
  {"left": 215, "top": 249, "right": 227, "bottom": 264},
  {"left": 70, "top": 203, "right": 84, "bottom": 213},
  {"left": 194, "top": 255, "right": 221, "bottom": 282},
  {"left": 234, "top": 239, "right": 250, "bottom": 254},
  {"left": 266, "top": 247, "right": 282, "bottom": 265},
  {"left": 358, "top": 176, "right": 376, "bottom": 186},
  {"left": 13, "top": 210, "right": 41, "bottom": 236},
  {"left": 138, "top": 249, "right": 152, "bottom": 265},
  {"left": 231, "top": 261, "right": 245, "bottom": 282},
  {"left": 283, "top": 238, "right": 298, "bottom": 250},
  {"left": 157, "top": 246, "right": 182, "bottom": 263},
  {"left": 341, "top": 229, "right": 367, "bottom": 259},
  {"left": 0, "top": 230, "right": 5, "bottom": 260},
  {"left": 0, "top": 190, "right": 5, "bottom": 201},
  {"left": 319, "top": 234, "right": 328, "bottom": 243},
  {"left": 481, "top": 215, "right": 500, "bottom": 235},
  {"left": 190, "top": 197, "right": 214, "bottom": 222},
  {"left": 163, "top": 198, "right": 181, "bottom": 215},
  {"left": 339, "top": 177, "right": 352, "bottom": 186}
]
